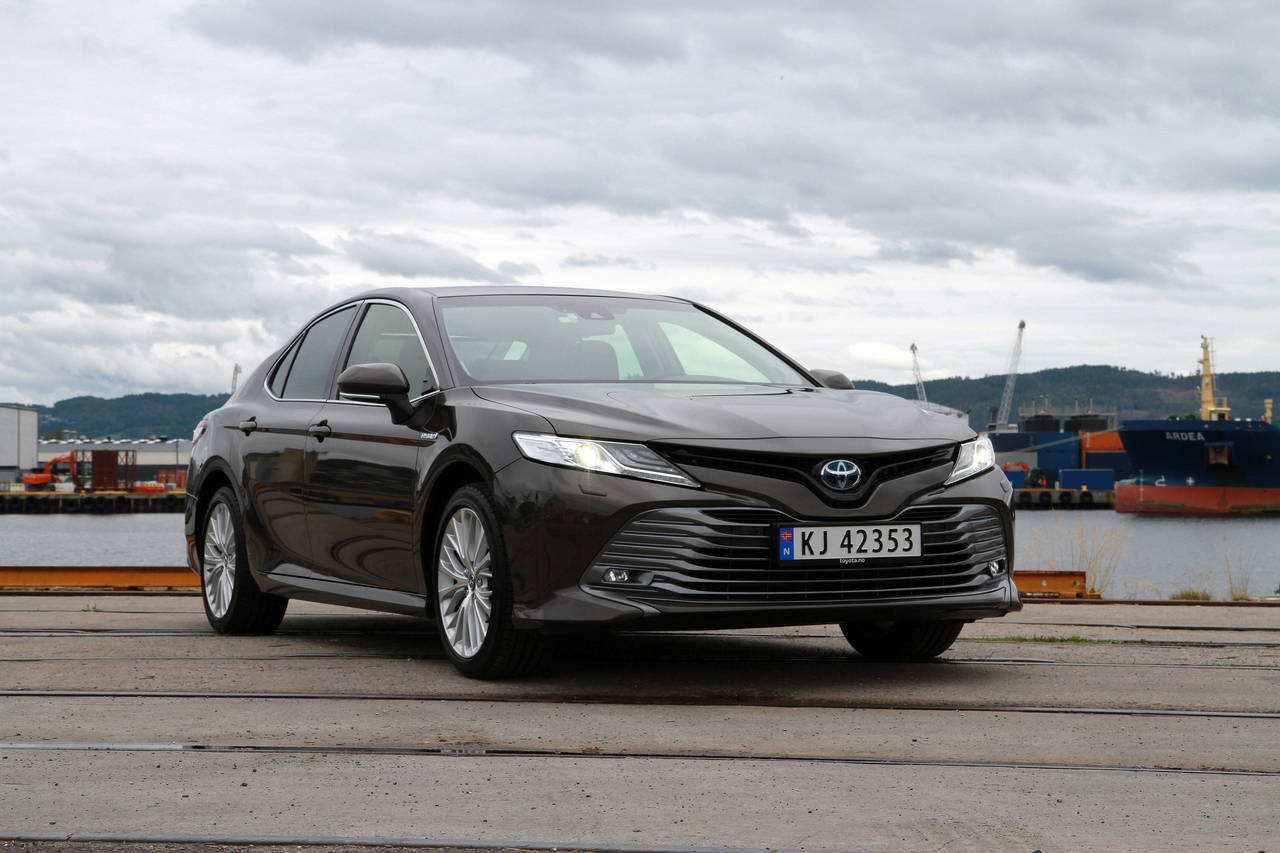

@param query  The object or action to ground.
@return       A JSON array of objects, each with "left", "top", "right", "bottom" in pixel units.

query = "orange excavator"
[{"left": 21, "top": 453, "right": 76, "bottom": 489}]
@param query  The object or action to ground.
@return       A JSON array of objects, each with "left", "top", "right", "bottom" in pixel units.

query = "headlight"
[
  {"left": 512, "top": 432, "right": 700, "bottom": 488},
  {"left": 945, "top": 436, "right": 995, "bottom": 485}
]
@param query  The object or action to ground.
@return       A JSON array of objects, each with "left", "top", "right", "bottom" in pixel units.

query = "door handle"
[
  {"left": 238, "top": 418, "right": 258, "bottom": 434},
  {"left": 308, "top": 421, "right": 332, "bottom": 440}
]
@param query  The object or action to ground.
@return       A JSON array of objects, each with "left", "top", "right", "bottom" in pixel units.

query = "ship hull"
[
  {"left": 1116, "top": 418, "right": 1280, "bottom": 515},
  {"left": 1114, "top": 483, "right": 1280, "bottom": 515}
]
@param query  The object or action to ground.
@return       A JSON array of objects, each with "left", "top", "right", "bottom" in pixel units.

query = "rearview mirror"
[
  {"left": 809, "top": 369, "right": 854, "bottom": 390},
  {"left": 338, "top": 362, "right": 418, "bottom": 424}
]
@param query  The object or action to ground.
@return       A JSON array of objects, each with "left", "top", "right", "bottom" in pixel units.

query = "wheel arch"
[
  {"left": 419, "top": 457, "right": 491, "bottom": 607},
  {"left": 191, "top": 460, "right": 238, "bottom": 552}
]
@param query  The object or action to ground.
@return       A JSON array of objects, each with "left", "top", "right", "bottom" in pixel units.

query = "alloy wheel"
[
  {"left": 436, "top": 506, "right": 494, "bottom": 658},
  {"left": 202, "top": 502, "right": 237, "bottom": 619}
]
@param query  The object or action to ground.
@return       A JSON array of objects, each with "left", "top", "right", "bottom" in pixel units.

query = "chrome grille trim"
[{"left": 584, "top": 505, "right": 1007, "bottom": 606}]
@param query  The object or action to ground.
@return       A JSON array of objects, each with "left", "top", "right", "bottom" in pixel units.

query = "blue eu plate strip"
[{"left": 778, "top": 527, "right": 794, "bottom": 561}]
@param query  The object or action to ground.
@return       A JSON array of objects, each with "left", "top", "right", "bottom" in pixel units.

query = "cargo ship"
[{"left": 1115, "top": 338, "right": 1278, "bottom": 515}]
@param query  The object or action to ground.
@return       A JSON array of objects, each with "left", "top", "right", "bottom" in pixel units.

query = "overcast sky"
[{"left": 2, "top": 1, "right": 1277, "bottom": 404}]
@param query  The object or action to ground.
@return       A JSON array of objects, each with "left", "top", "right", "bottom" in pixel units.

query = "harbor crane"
[
  {"left": 910, "top": 343, "right": 927, "bottom": 404},
  {"left": 994, "top": 320, "right": 1026, "bottom": 429}
]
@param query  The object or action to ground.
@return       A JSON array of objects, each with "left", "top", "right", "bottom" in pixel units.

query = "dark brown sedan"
[{"left": 185, "top": 287, "right": 1019, "bottom": 677}]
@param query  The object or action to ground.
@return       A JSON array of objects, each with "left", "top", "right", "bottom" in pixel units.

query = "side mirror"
[
  {"left": 338, "top": 362, "right": 418, "bottom": 424},
  {"left": 809, "top": 369, "right": 854, "bottom": 390}
]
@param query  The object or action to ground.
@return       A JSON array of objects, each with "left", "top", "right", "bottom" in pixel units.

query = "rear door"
[
  {"left": 240, "top": 305, "right": 356, "bottom": 571},
  {"left": 304, "top": 300, "right": 441, "bottom": 592}
]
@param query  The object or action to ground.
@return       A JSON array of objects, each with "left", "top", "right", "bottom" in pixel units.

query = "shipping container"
[
  {"left": 1060, "top": 469, "right": 1117, "bottom": 491},
  {"left": 1003, "top": 468, "right": 1027, "bottom": 489},
  {"left": 1083, "top": 450, "right": 1133, "bottom": 479}
]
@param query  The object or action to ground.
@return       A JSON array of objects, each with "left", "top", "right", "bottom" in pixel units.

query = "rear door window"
[{"left": 278, "top": 306, "right": 356, "bottom": 400}]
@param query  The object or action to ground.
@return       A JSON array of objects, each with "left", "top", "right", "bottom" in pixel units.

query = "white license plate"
[{"left": 777, "top": 524, "right": 921, "bottom": 562}]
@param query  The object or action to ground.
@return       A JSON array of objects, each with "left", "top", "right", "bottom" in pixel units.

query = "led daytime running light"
[
  {"left": 945, "top": 436, "right": 995, "bottom": 485},
  {"left": 512, "top": 432, "right": 700, "bottom": 489}
]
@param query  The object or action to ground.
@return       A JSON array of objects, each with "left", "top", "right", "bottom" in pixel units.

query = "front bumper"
[
  {"left": 498, "top": 460, "right": 1019, "bottom": 630},
  {"left": 518, "top": 573, "right": 1020, "bottom": 631}
]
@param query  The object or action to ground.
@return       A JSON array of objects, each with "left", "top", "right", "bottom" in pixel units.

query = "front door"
[{"left": 304, "top": 301, "right": 441, "bottom": 592}]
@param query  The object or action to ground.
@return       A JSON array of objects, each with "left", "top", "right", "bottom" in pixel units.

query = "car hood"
[{"left": 471, "top": 383, "right": 974, "bottom": 450}]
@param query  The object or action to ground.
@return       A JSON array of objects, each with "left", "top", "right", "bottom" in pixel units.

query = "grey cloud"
[
  {"left": 769, "top": 220, "right": 813, "bottom": 240},
  {"left": 341, "top": 231, "right": 512, "bottom": 282},
  {"left": 496, "top": 260, "right": 541, "bottom": 277},
  {"left": 562, "top": 253, "right": 655, "bottom": 271},
  {"left": 876, "top": 240, "right": 977, "bottom": 266},
  {"left": 182, "top": 0, "right": 686, "bottom": 63}
]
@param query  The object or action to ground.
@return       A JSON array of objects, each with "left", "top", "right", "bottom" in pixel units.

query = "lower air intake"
[{"left": 584, "top": 504, "right": 1006, "bottom": 606}]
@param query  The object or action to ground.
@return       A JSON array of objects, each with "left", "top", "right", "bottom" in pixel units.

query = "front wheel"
[
  {"left": 199, "top": 486, "right": 288, "bottom": 634},
  {"left": 432, "top": 485, "right": 551, "bottom": 679},
  {"left": 840, "top": 619, "right": 963, "bottom": 660}
]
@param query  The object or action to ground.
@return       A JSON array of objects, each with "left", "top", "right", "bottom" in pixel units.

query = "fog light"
[
  {"left": 986, "top": 560, "right": 1006, "bottom": 577},
  {"left": 604, "top": 568, "right": 631, "bottom": 583}
]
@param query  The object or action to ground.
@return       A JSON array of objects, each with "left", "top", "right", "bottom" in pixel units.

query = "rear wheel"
[
  {"left": 432, "top": 485, "right": 551, "bottom": 679},
  {"left": 840, "top": 619, "right": 963, "bottom": 660},
  {"left": 200, "top": 486, "right": 288, "bottom": 634}
]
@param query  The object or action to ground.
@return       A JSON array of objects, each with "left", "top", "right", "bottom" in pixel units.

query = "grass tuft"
[
  {"left": 1022, "top": 513, "right": 1127, "bottom": 596},
  {"left": 1221, "top": 536, "right": 1255, "bottom": 601}
]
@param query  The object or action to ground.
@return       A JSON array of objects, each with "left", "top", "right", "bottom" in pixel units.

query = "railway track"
[
  {"left": 3, "top": 651, "right": 1279, "bottom": 670},
  {"left": 3, "top": 687, "right": 1277, "bottom": 718},
  {"left": 2, "top": 739, "right": 1273, "bottom": 777}
]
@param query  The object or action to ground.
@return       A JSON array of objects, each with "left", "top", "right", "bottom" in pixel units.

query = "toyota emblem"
[{"left": 820, "top": 459, "right": 862, "bottom": 491}]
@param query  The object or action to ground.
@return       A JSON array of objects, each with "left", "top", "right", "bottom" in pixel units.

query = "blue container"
[
  {"left": 1060, "top": 469, "right": 1116, "bottom": 491},
  {"left": 1084, "top": 451, "right": 1133, "bottom": 479},
  {"left": 989, "top": 433, "right": 1038, "bottom": 452},
  {"left": 1004, "top": 469, "right": 1027, "bottom": 489},
  {"left": 1037, "top": 455, "right": 1079, "bottom": 477}
]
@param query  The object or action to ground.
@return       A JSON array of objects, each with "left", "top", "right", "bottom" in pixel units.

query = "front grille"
[
  {"left": 584, "top": 505, "right": 1006, "bottom": 606},
  {"left": 655, "top": 443, "right": 955, "bottom": 506}
]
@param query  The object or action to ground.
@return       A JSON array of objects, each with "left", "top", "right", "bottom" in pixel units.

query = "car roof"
[{"left": 346, "top": 285, "right": 692, "bottom": 304}]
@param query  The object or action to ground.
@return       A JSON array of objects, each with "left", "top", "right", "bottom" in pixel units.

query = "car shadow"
[{"left": 272, "top": 611, "right": 1002, "bottom": 702}]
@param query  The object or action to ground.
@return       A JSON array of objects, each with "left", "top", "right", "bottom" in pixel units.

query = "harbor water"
[{"left": 0, "top": 512, "right": 1276, "bottom": 601}]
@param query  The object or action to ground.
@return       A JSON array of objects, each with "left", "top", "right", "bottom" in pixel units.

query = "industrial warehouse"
[{"left": 1, "top": 409, "right": 190, "bottom": 512}]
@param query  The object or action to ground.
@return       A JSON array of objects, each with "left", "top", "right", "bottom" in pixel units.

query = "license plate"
[{"left": 777, "top": 524, "right": 921, "bottom": 562}]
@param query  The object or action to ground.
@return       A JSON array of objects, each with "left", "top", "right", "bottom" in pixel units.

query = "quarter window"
[
  {"left": 278, "top": 306, "right": 357, "bottom": 400},
  {"left": 344, "top": 303, "right": 434, "bottom": 396},
  {"left": 268, "top": 338, "right": 302, "bottom": 398}
]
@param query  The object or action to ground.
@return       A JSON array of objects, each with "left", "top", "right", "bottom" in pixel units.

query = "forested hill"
[
  {"left": 7, "top": 364, "right": 1279, "bottom": 438},
  {"left": 9, "top": 393, "right": 230, "bottom": 440},
  {"left": 854, "top": 365, "right": 1280, "bottom": 430}
]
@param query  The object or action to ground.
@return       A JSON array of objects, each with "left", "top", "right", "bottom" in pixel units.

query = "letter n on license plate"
[{"left": 777, "top": 524, "right": 922, "bottom": 562}]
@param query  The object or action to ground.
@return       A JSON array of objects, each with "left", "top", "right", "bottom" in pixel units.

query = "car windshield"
[{"left": 438, "top": 295, "right": 810, "bottom": 386}]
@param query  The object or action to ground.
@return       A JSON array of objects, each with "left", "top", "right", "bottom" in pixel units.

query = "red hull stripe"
[{"left": 1114, "top": 484, "right": 1280, "bottom": 515}]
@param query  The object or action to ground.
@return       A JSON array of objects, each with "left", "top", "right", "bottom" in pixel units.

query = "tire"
[
  {"left": 199, "top": 485, "right": 288, "bottom": 635},
  {"left": 432, "top": 485, "right": 551, "bottom": 679},
  {"left": 840, "top": 619, "right": 964, "bottom": 660}
]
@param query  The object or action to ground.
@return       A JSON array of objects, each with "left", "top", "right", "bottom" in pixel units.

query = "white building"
[{"left": 0, "top": 405, "right": 38, "bottom": 482}]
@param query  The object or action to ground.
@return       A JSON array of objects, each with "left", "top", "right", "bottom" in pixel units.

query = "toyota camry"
[{"left": 185, "top": 287, "right": 1019, "bottom": 678}]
